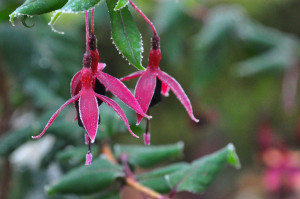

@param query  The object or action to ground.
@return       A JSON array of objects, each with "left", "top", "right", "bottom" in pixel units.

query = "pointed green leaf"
[
  {"left": 106, "top": 0, "right": 144, "bottom": 70},
  {"left": 165, "top": 143, "right": 241, "bottom": 193},
  {"left": 10, "top": 0, "right": 68, "bottom": 25},
  {"left": 137, "top": 162, "right": 188, "bottom": 180},
  {"left": 137, "top": 163, "right": 188, "bottom": 193},
  {"left": 114, "top": 0, "right": 129, "bottom": 11},
  {"left": 46, "top": 156, "right": 124, "bottom": 195},
  {"left": 49, "top": 0, "right": 103, "bottom": 34},
  {"left": 114, "top": 142, "right": 184, "bottom": 168}
]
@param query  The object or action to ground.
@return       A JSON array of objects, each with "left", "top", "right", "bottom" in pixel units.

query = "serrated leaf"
[
  {"left": 49, "top": 0, "right": 103, "bottom": 34},
  {"left": 114, "top": 142, "right": 184, "bottom": 168},
  {"left": 106, "top": 0, "right": 144, "bottom": 70},
  {"left": 165, "top": 143, "right": 241, "bottom": 194},
  {"left": 46, "top": 156, "right": 124, "bottom": 195},
  {"left": 114, "top": 0, "right": 129, "bottom": 11},
  {"left": 10, "top": 0, "right": 68, "bottom": 25}
]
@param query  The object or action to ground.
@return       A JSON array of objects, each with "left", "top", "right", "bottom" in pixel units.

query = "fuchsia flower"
[
  {"left": 121, "top": 35, "right": 199, "bottom": 125},
  {"left": 32, "top": 51, "right": 149, "bottom": 143}
]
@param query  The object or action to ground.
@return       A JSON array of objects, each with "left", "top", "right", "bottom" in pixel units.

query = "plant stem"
[
  {"left": 0, "top": 158, "right": 12, "bottom": 199},
  {"left": 102, "top": 142, "right": 117, "bottom": 164},
  {"left": 126, "top": 178, "right": 163, "bottom": 199},
  {"left": 85, "top": 11, "right": 89, "bottom": 52},
  {"left": 91, "top": 8, "right": 95, "bottom": 35},
  {"left": 128, "top": 0, "right": 157, "bottom": 35}
]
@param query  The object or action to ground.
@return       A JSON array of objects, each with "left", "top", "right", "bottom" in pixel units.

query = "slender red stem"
[
  {"left": 85, "top": 11, "right": 89, "bottom": 51},
  {"left": 128, "top": 0, "right": 157, "bottom": 35},
  {"left": 91, "top": 8, "right": 95, "bottom": 35}
]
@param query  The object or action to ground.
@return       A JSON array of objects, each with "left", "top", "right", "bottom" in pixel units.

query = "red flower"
[
  {"left": 121, "top": 35, "right": 199, "bottom": 125},
  {"left": 32, "top": 52, "right": 150, "bottom": 143}
]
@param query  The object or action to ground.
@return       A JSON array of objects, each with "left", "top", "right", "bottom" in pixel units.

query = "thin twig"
[
  {"left": 126, "top": 178, "right": 163, "bottom": 199},
  {"left": 102, "top": 142, "right": 118, "bottom": 164}
]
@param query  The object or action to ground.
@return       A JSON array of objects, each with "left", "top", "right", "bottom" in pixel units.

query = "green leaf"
[
  {"left": 165, "top": 143, "right": 241, "bottom": 194},
  {"left": 137, "top": 162, "right": 188, "bottom": 180},
  {"left": 137, "top": 163, "right": 188, "bottom": 193},
  {"left": 10, "top": 0, "right": 68, "bottom": 25},
  {"left": 49, "top": 0, "right": 103, "bottom": 34},
  {"left": 114, "top": 0, "right": 129, "bottom": 11},
  {"left": 46, "top": 156, "right": 124, "bottom": 195},
  {"left": 0, "top": 127, "right": 32, "bottom": 157},
  {"left": 114, "top": 142, "right": 184, "bottom": 168},
  {"left": 106, "top": 0, "right": 144, "bottom": 70}
]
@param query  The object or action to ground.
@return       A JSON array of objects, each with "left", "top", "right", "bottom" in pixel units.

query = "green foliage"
[
  {"left": 114, "top": 0, "right": 129, "bottom": 11},
  {"left": 106, "top": 0, "right": 144, "bottom": 70},
  {"left": 10, "top": 0, "right": 67, "bottom": 24},
  {"left": 49, "top": 0, "right": 103, "bottom": 33},
  {"left": 46, "top": 156, "right": 124, "bottom": 195},
  {"left": 114, "top": 142, "right": 184, "bottom": 168},
  {"left": 166, "top": 143, "right": 240, "bottom": 193}
]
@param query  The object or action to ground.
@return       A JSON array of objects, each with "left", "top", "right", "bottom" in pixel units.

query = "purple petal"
[
  {"left": 157, "top": 70, "right": 199, "bottom": 123},
  {"left": 32, "top": 93, "right": 81, "bottom": 139},
  {"left": 94, "top": 93, "right": 139, "bottom": 138},
  {"left": 97, "top": 72, "right": 150, "bottom": 119},
  {"left": 135, "top": 68, "right": 157, "bottom": 124},
  {"left": 161, "top": 81, "right": 170, "bottom": 97},
  {"left": 85, "top": 153, "right": 93, "bottom": 165},
  {"left": 120, "top": 70, "right": 144, "bottom": 81},
  {"left": 79, "top": 89, "right": 99, "bottom": 143}
]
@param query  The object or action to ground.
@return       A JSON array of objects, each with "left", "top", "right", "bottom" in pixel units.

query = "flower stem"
[
  {"left": 91, "top": 8, "right": 95, "bottom": 35},
  {"left": 126, "top": 178, "right": 163, "bottom": 199},
  {"left": 128, "top": 0, "right": 157, "bottom": 35},
  {"left": 85, "top": 11, "right": 89, "bottom": 52}
]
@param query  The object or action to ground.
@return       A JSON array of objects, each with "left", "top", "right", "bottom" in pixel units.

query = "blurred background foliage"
[{"left": 1, "top": 0, "right": 300, "bottom": 198}]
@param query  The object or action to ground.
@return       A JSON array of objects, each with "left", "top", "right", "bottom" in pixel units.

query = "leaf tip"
[
  {"left": 49, "top": 11, "right": 64, "bottom": 34},
  {"left": 9, "top": 13, "right": 16, "bottom": 26},
  {"left": 226, "top": 143, "right": 241, "bottom": 169}
]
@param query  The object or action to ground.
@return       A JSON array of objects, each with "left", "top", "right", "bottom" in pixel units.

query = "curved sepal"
[
  {"left": 135, "top": 68, "right": 156, "bottom": 124},
  {"left": 94, "top": 93, "right": 139, "bottom": 138},
  {"left": 157, "top": 70, "right": 199, "bottom": 123},
  {"left": 32, "top": 94, "right": 81, "bottom": 139},
  {"left": 79, "top": 89, "right": 99, "bottom": 143}
]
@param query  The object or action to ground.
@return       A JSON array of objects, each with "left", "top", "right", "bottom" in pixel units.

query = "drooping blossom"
[
  {"left": 32, "top": 52, "right": 148, "bottom": 144},
  {"left": 121, "top": 35, "right": 199, "bottom": 144}
]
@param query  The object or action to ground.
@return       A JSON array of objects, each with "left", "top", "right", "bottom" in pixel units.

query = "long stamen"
[
  {"left": 144, "top": 110, "right": 151, "bottom": 145},
  {"left": 85, "top": 11, "right": 89, "bottom": 52},
  {"left": 128, "top": 0, "right": 157, "bottom": 36},
  {"left": 85, "top": 135, "right": 93, "bottom": 165},
  {"left": 91, "top": 8, "right": 95, "bottom": 35}
]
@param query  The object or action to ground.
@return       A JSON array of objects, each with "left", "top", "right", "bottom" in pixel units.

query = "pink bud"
[
  {"left": 85, "top": 153, "right": 93, "bottom": 165},
  {"left": 144, "top": 132, "right": 151, "bottom": 145},
  {"left": 85, "top": 134, "right": 89, "bottom": 145}
]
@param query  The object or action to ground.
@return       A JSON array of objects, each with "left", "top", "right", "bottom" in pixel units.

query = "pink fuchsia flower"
[
  {"left": 71, "top": 35, "right": 150, "bottom": 127},
  {"left": 121, "top": 35, "right": 199, "bottom": 125},
  {"left": 33, "top": 52, "right": 149, "bottom": 144}
]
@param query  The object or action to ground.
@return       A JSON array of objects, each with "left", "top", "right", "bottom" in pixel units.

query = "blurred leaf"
[
  {"left": 46, "top": 156, "right": 124, "bottom": 195},
  {"left": 0, "top": 127, "right": 32, "bottom": 156},
  {"left": 114, "top": 0, "right": 129, "bottom": 11},
  {"left": 56, "top": 145, "right": 99, "bottom": 166},
  {"left": 136, "top": 162, "right": 188, "bottom": 180},
  {"left": 106, "top": 0, "right": 144, "bottom": 70},
  {"left": 49, "top": 0, "right": 103, "bottom": 34},
  {"left": 114, "top": 142, "right": 184, "bottom": 168},
  {"left": 137, "top": 163, "right": 188, "bottom": 193},
  {"left": 100, "top": 190, "right": 121, "bottom": 199},
  {"left": 10, "top": 0, "right": 67, "bottom": 25},
  {"left": 166, "top": 143, "right": 240, "bottom": 194},
  {"left": 40, "top": 140, "right": 67, "bottom": 168}
]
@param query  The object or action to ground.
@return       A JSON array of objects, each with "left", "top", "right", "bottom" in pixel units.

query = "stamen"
[{"left": 85, "top": 11, "right": 89, "bottom": 52}]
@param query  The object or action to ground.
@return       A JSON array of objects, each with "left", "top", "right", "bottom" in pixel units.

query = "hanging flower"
[
  {"left": 121, "top": 35, "right": 199, "bottom": 125},
  {"left": 32, "top": 52, "right": 150, "bottom": 143}
]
